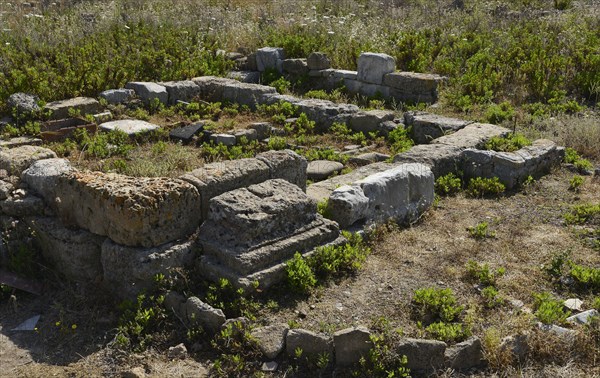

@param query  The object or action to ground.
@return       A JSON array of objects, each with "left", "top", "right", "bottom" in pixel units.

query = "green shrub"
[
  {"left": 533, "top": 292, "right": 571, "bottom": 325},
  {"left": 465, "top": 260, "right": 505, "bottom": 286},
  {"left": 387, "top": 127, "right": 414, "bottom": 154},
  {"left": 564, "top": 147, "right": 593, "bottom": 172},
  {"left": 467, "top": 222, "right": 496, "bottom": 239},
  {"left": 204, "top": 278, "right": 260, "bottom": 319},
  {"left": 424, "top": 321, "right": 471, "bottom": 343},
  {"left": 569, "top": 175, "right": 584, "bottom": 192},
  {"left": 435, "top": 173, "right": 462, "bottom": 196},
  {"left": 357, "top": 333, "right": 410, "bottom": 378},
  {"left": 564, "top": 203, "right": 600, "bottom": 225},
  {"left": 481, "top": 286, "right": 505, "bottom": 309},
  {"left": 267, "top": 136, "right": 288, "bottom": 151},
  {"left": 466, "top": 177, "right": 506, "bottom": 197},
  {"left": 412, "top": 287, "right": 463, "bottom": 324},
  {"left": 115, "top": 293, "right": 167, "bottom": 351},
  {"left": 554, "top": 0, "right": 573, "bottom": 10},
  {"left": 484, "top": 133, "right": 531, "bottom": 152},
  {"left": 286, "top": 252, "right": 317, "bottom": 294},
  {"left": 309, "top": 231, "right": 370, "bottom": 277},
  {"left": 485, "top": 101, "right": 515, "bottom": 124},
  {"left": 569, "top": 263, "right": 600, "bottom": 292}
]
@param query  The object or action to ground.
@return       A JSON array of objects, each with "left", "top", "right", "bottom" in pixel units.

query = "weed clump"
[
  {"left": 466, "top": 177, "right": 506, "bottom": 198},
  {"left": 435, "top": 173, "right": 462, "bottom": 196},
  {"left": 484, "top": 133, "right": 531, "bottom": 152}
]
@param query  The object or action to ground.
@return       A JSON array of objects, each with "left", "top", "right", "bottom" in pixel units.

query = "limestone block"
[
  {"left": 357, "top": 52, "right": 396, "bottom": 85},
  {"left": 333, "top": 327, "right": 373, "bottom": 367},
  {"left": 125, "top": 82, "right": 168, "bottom": 105},
  {"left": 307, "top": 52, "right": 331, "bottom": 70},
  {"left": 286, "top": 329, "right": 333, "bottom": 358},
  {"left": 282, "top": 59, "right": 309, "bottom": 75},
  {"left": 256, "top": 149, "right": 308, "bottom": 191},
  {"left": 44, "top": 97, "right": 102, "bottom": 120},
  {"left": 21, "top": 158, "right": 74, "bottom": 199},
  {"left": 99, "top": 120, "right": 159, "bottom": 136},
  {"left": 393, "top": 144, "right": 464, "bottom": 178},
  {"left": 0, "top": 145, "right": 57, "bottom": 176},
  {"left": 432, "top": 123, "right": 510, "bottom": 149},
  {"left": 404, "top": 111, "right": 472, "bottom": 144},
  {"left": 256, "top": 47, "right": 285, "bottom": 72},
  {"left": 99, "top": 89, "right": 135, "bottom": 104},
  {"left": 160, "top": 80, "right": 202, "bottom": 105},
  {"left": 396, "top": 338, "right": 447, "bottom": 372},
  {"left": 348, "top": 109, "right": 396, "bottom": 134}
]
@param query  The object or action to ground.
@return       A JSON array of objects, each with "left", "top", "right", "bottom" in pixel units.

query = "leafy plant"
[
  {"left": 564, "top": 147, "right": 593, "bottom": 172},
  {"left": 564, "top": 203, "right": 600, "bottom": 225},
  {"left": 435, "top": 173, "right": 462, "bottom": 196},
  {"left": 387, "top": 127, "right": 414, "bottom": 154},
  {"left": 467, "top": 222, "right": 496, "bottom": 239},
  {"left": 356, "top": 333, "right": 410, "bottom": 377},
  {"left": 115, "top": 294, "right": 167, "bottom": 351},
  {"left": 481, "top": 286, "right": 505, "bottom": 309},
  {"left": 465, "top": 260, "right": 505, "bottom": 286},
  {"left": 569, "top": 175, "right": 584, "bottom": 192},
  {"left": 466, "top": 177, "right": 506, "bottom": 197},
  {"left": 412, "top": 287, "right": 464, "bottom": 324},
  {"left": 204, "top": 278, "right": 260, "bottom": 319},
  {"left": 569, "top": 263, "right": 600, "bottom": 292},
  {"left": 423, "top": 321, "right": 471, "bottom": 343},
  {"left": 533, "top": 292, "right": 571, "bottom": 325},
  {"left": 484, "top": 133, "right": 531, "bottom": 152},
  {"left": 286, "top": 252, "right": 317, "bottom": 294},
  {"left": 485, "top": 101, "right": 515, "bottom": 124}
]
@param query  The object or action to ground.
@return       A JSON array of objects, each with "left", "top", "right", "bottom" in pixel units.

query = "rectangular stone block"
[
  {"left": 125, "top": 82, "right": 168, "bottom": 105},
  {"left": 256, "top": 149, "right": 308, "bottom": 191},
  {"left": 432, "top": 123, "right": 510, "bottom": 149},
  {"left": 44, "top": 97, "right": 102, "bottom": 120},
  {"left": 256, "top": 47, "right": 285, "bottom": 72},
  {"left": 405, "top": 111, "right": 472, "bottom": 144},
  {"left": 383, "top": 72, "right": 442, "bottom": 92},
  {"left": 160, "top": 80, "right": 202, "bottom": 105},
  {"left": 357, "top": 52, "right": 396, "bottom": 85}
]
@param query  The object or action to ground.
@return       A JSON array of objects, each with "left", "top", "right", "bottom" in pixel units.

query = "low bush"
[
  {"left": 435, "top": 173, "right": 462, "bottom": 196},
  {"left": 533, "top": 292, "right": 571, "bottom": 325},
  {"left": 466, "top": 177, "right": 506, "bottom": 198},
  {"left": 484, "top": 133, "right": 531, "bottom": 152}
]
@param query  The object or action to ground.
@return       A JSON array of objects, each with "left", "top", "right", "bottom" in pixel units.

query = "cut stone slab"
[
  {"left": 21, "top": 158, "right": 74, "bottom": 199},
  {"left": 183, "top": 296, "right": 226, "bottom": 333},
  {"left": 93, "top": 111, "right": 113, "bottom": 124},
  {"left": 344, "top": 79, "right": 390, "bottom": 99},
  {"left": 327, "top": 163, "right": 434, "bottom": 228},
  {"left": 286, "top": 329, "right": 333, "bottom": 358},
  {"left": 357, "top": 52, "right": 396, "bottom": 85},
  {"left": 444, "top": 337, "right": 485, "bottom": 371},
  {"left": 256, "top": 47, "right": 285, "bottom": 72},
  {"left": 160, "top": 80, "right": 201, "bottom": 105},
  {"left": 0, "top": 145, "right": 57, "bottom": 176},
  {"left": 349, "top": 152, "right": 390, "bottom": 166},
  {"left": 395, "top": 338, "right": 446, "bottom": 373},
  {"left": 0, "top": 137, "right": 43, "bottom": 149},
  {"left": 251, "top": 323, "right": 289, "bottom": 359},
  {"left": 99, "top": 88, "right": 135, "bottom": 104},
  {"left": 101, "top": 238, "right": 196, "bottom": 299},
  {"left": 384, "top": 72, "right": 443, "bottom": 103},
  {"left": 333, "top": 326, "right": 373, "bottom": 367},
  {"left": 27, "top": 217, "right": 105, "bottom": 282},
  {"left": 99, "top": 120, "right": 160, "bottom": 136},
  {"left": 567, "top": 309, "right": 599, "bottom": 325},
  {"left": 282, "top": 59, "right": 309, "bottom": 75},
  {"left": 332, "top": 70, "right": 358, "bottom": 81},
  {"left": 209, "top": 133, "right": 236, "bottom": 146},
  {"left": 306, "top": 160, "right": 344, "bottom": 181},
  {"left": 432, "top": 122, "right": 510, "bottom": 149},
  {"left": 44, "top": 97, "right": 102, "bottom": 120},
  {"left": 348, "top": 110, "right": 396, "bottom": 134},
  {"left": 233, "top": 129, "right": 258, "bottom": 143},
  {"left": 51, "top": 171, "right": 201, "bottom": 247},
  {"left": 125, "top": 82, "right": 168, "bottom": 105},
  {"left": 169, "top": 122, "right": 204, "bottom": 144},
  {"left": 404, "top": 111, "right": 473, "bottom": 144},
  {"left": 249, "top": 122, "right": 272, "bottom": 140},
  {"left": 0, "top": 194, "right": 45, "bottom": 217},
  {"left": 307, "top": 52, "right": 331, "bottom": 70},
  {"left": 7, "top": 93, "right": 40, "bottom": 115}
]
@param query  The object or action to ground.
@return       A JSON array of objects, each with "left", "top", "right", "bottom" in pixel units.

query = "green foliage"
[
  {"left": 204, "top": 278, "right": 260, "bottom": 319},
  {"left": 266, "top": 136, "right": 288, "bottom": 151},
  {"left": 593, "top": 297, "right": 600, "bottom": 312},
  {"left": 305, "top": 88, "right": 346, "bottom": 102},
  {"left": 72, "top": 129, "right": 133, "bottom": 159},
  {"left": 317, "top": 199, "right": 332, "bottom": 219},
  {"left": 257, "top": 101, "right": 298, "bottom": 124},
  {"left": 484, "top": 133, "right": 532, "bottom": 152},
  {"left": 467, "top": 222, "right": 496, "bottom": 239},
  {"left": 569, "top": 175, "right": 584, "bottom": 192},
  {"left": 200, "top": 140, "right": 259, "bottom": 162},
  {"left": 387, "top": 127, "right": 414, "bottom": 154},
  {"left": 356, "top": 333, "right": 410, "bottom": 378},
  {"left": 564, "top": 203, "right": 600, "bottom": 225},
  {"left": 287, "top": 112, "right": 315, "bottom": 135},
  {"left": 481, "top": 286, "right": 505, "bottom": 309},
  {"left": 412, "top": 287, "right": 463, "bottom": 324},
  {"left": 286, "top": 252, "right": 317, "bottom": 294},
  {"left": 554, "top": 0, "right": 573, "bottom": 10},
  {"left": 435, "top": 173, "right": 462, "bottom": 196},
  {"left": 533, "top": 292, "right": 571, "bottom": 325},
  {"left": 211, "top": 319, "right": 260, "bottom": 378},
  {"left": 564, "top": 147, "right": 593, "bottom": 172},
  {"left": 115, "top": 294, "right": 166, "bottom": 351},
  {"left": 466, "top": 177, "right": 506, "bottom": 198},
  {"left": 330, "top": 122, "right": 368, "bottom": 146},
  {"left": 569, "top": 263, "right": 600, "bottom": 292},
  {"left": 466, "top": 260, "right": 505, "bottom": 286},
  {"left": 423, "top": 321, "right": 471, "bottom": 343},
  {"left": 485, "top": 101, "right": 515, "bottom": 124}
]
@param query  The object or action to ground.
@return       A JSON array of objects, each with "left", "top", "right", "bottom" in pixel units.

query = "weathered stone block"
[
  {"left": 99, "top": 89, "right": 135, "bottom": 104},
  {"left": 444, "top": 336, "right": 485, "bottom": 370},
  {"left": 7, "top": 93, "right": 40, "bottom": 115},
  {"left": 256, "top": 47, "right": 284, "bottom": 72},
  {"left": 226, "top": 70, "right": 261, "bottom": 84},
  {"left": 333, "top": 326, "right": 373, "bottom": 367},
  {"left": 405, "top": 111, "right": 472, "bottom": 144},
  {"left": 282, "top": 59, "right": 309, "bottom": 75},
  {"left": 348, "top": 110, "right": 396, "bottom": 134},
  {"left": 432, "top": 122, "right": 510, "bottom": 149},
  {"left": 44, "top": 97, "right": 102, "bottom": 120},
  {"left": 99, "top": 120, "right": 160, "bottom": 136},
  {"left": 383, "top": 72, "right": 442, "bottom": 92},
  {"left": 393, "top": 144, "right": 463, "bottom": 178},
  {"left": 307, "top": 160, "right": 344, "bottom": 181},
  {"left": 256, "top": 149, "right": 308, "bottom": 191},
  {"left": 251, "top": 324, "right": 289, "bottom": 359},
  {"left": 184, "top": 296, "right": 226, "bottom": 333},
  {"left": 396, "top": 338, "right": 447, "bottom": 373},
  {"left": 357, "top": 52, "right": 396, "bottom": 85},
  {"left": 307, "top": 52, "right": 331, "bottom": 70},
  {"left": 0, "top": 194, "right": 45, "bottom": 217},
  {"left": 160, "top": 80, "right": 202, "bottom": 105},
  {"left": 0, "top": 145, "right": 57, "bottom": 176},
  {"left": 286, "top": 329, "right": 333, "bottom": 358},
  {"left": 169, "top": 122, "right": 204, "bottom": 144},
  {"left": 125, "top": 82, "right": 168, "bottom": 104},
  {"left": 21, "top": 158, "right": 74, "bottom": 199}
]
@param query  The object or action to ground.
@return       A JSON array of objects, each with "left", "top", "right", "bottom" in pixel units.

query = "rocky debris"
[
  {"left": 462, "top": 139, "right": 565, "bottom": 189},
  {"left": 198, "top": 179, "right": 340, "bottom": 289},
  {"left": 307, "top": 52, "right": 331, "bottom": 70},
  {"left": 184, "top": 296, "right": 226, "bottom": 333},
  {"left": 249, "top": 122, "right": 272, "bottom": 140},
  {"left": 227, "top": 71, "right": 261, "bottom": 84},
  {"left": 286, "top": 329, "right": 333, "bottom": 358},
  {"left": 348, "top": 109, "right": 396, "bottom": 134},
  {"left": 256, "top": 150, "right": 308, "bottom": 191},
  {"left": 333, "top": 326, "right": 373, "bottom": 367},
  {"left": 444, "top": 337, "right": 485, "bottom": 371},
  {"left": 21, "top": 158, "right": 74, "bottom": 198},
  {"left": 349, "top": 152, "right": 390, "bottom": 166},
  {"left": 0, "top": 137, "right": 43, "bottom": 149},
  {"left": 169, "top": 122, "right": 204, "bottom": 144},
  {"left": 538, "top": 323, "right": 577, "bottom": 339},
  {"left": 0, "top": 145, "right": 57, "bottom": 176},
  {"left": 396, "top": 338, "right": 446, "bottom": 373},
  {"left": 327, "top": 163, "right": 434, "bottom": 228},
  {"left": 99, "top": 120, "right": 160, "bottom": 136},
  {"left": 357, "top": 53, "right": 396, "bottom": 85},
  {"left": 125, "top": 82, "right": 168, "bottom": 105},
  {"left": 50, "top": 171, "right": 201, "bottom": 247},
  {"left": 564, "top": 298, "right": 583, "bottom": 312},
  {"left": 306, "top": 160, "right": 344, "bottom": 181},
  {"left": 101, "top": 238, "right": 196, "bottom": 299},
  {"left": 27, "top": 217, "right": 105, "bottom": 282},
  {"left": 233, "top": 129, "right": 258, "bottom": 143},
  {"left": 567, "top": 309, "right": 599, "bottom": 325},
  {"left": 251, "top": 323, "right": 289, "bottom": 359},
  {"left": 0, "top": 193, "right": 45, "bottom": 217},
  {"left": 393, "top": 144, "right": 463, "bottom": 178},
  {"left": 384, "top": 72, "right": 443, "bottom": 103},
  {"left": 209, "top": 133, "right": 236, "bottom": 146},
  {"left": 432, "top": 122, "right": 510, "bottom": 149},
  {"left": 168, "top": 343, "right": 188, "bottom": 360},
  {"left": 160, "top": 80, "right": 201, "bottom": 105},
  {"left": 405, "top": 111, "right": 472, "bottom": 144},
  {"left": 256, "top": 47, "right": 285, "bottom": 72},
  {"left": 99, "top": 89, "right": 135, "bottom": 104},
  {"left": 261, "top": 361, "right": 278, "bottom": 372},
  {"left": 7, "top": 93, "right": 40, "bottom": 115},
  {"left": 499, "top": 333, "right": 528, "bottom": 363},
  {"left": 0, "top": 181, "right": 13, "bottom": 200},
  {"left": 282, "top": 59, "right": 308, "bottom": 75},
  {"left": 93, "top": 111, "right": 113, "bottom": 124},
  {"left": 44, "top": 97, "right": 102, "bottom": 120}
]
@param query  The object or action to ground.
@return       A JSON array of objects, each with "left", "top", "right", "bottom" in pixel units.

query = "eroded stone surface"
[
  {"left": 405, "top": 111, "right": 472, "bottom": 144},
  {"left": 99, "top": 89, "right": 135, "bottom": 104},
  {"left": 251, "top": 324, "right": 289, "bottom": 359},
  {"left": 99, "top": 120, "right": 160, "bottom": 136},
  {"left": 286, "top": 329, "right": 333, "bottom": 358},
  {"left": 307, "top": 160, "right": 343, "bottom": 181},
  {"left": 333, "top": 326, "right": 373, "bottom": 367},
  {"left": 396, "top": 338, "right": 447, "bottom": 373},
  {"left": 125, "top": 82, "right": 168, "bottom": 104},
  {"left": 357, "top": 53, "right": 396, "bottom": 85},
  {"left": 44, "top": 97, "right": 102, "bottom": 120},
  {"left": 0, "top": 145, "right": 57, "bottom": 176}
]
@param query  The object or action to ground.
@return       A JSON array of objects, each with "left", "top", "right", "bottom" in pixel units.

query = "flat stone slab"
[
  {"left": 286, "top": 329, "right": 333, "bottom": 358},
  {"left": 0, "top": 137, "right": 43, "bottom": 149},
  {"left": 0, "top": 145, "right": 57, "bottom": 176},
  {"left": 432, "top": 122, "right": 510, "bottom": 149},
  {"left": 99, "top": 120, "right": 160, "bottom": 135},
  {"left": 169, "top": 122, "right": 204, "bottom": 143},
  {"left": 307, "top": 160, "right": 344, "bottom": 181},
  {"left": 357, "top": 52, "right": 396, "bottom": 85},
  {"left": 44, "top": 97, "right": 102, "bottom": 120},
  {"left": 405, "top": 111, "right": 473, "bottom": 144}
]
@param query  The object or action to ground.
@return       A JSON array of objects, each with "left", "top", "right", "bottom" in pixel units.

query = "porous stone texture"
[
  {"left": 348, "top": 110, "right": 396, "bottom": 134},
  {"left": 256, "top": 150, "right": 308, "bottom": 191},
  {"left": 444, "top": 337, "right": 485, "bottom": 371},
  {"left": 256, "top": 47, "right": 284, "bottom": 72},
  {"left": 250, "top": 122, "right": 272, "bottom": 140},
  {"left": 282, "top": 59, "right": 309, "bottom": 75},
  {"left": 183, "top": 296, "right": 226, "bottom": 333},
  {"left": 384, "top": 72, "right": 443, "bottom": 103},
  {"left": 44, "top": 97, "right": 102, "bottom": 120},
  {"left": 290, "top": 98, "right": 360, "bottom": 132},
  {"left": 307, "top": 52, "right": 331, "bottom": 70},
  {"left": 333, "top": 326, "right": 373, "bottom": 367},
  {"left": 286, "top": 329, "right": 333, "bottom": 358},
  {"left": 7, "top": 93, "right": 40, "bottom": 115},
  {"left": 93, "top": 111, "right": 113, "bottom": 123},
  {"left": 0, "top": 181, "right": 13, "bottom": 200},
  {"left": 0, "top": 145, "right": 57, "bottom": 176},
  {"left": 395, "top": 338, "right": 447, "bottom": 373},
  {"left": 432, "top": 122, "right": 510, "bottom": 149},
  {"left": 251, "top": 323, "right": 289, "bottom": 359},
  {"left": 159, "top": 80, "right": 202, "bottom": 105},
  {"left": 27, "top": 217, "right": 105, "bottom": 282},
  {"left": 227, "top": 71, "right": 261, "bottom": 84},
  {"left": 393, "top": 144, "right": 463, "bottom": 178},
  {"left": 327, "top": 163, "right": 434, "bottom": 228},
  {"left": 99, "top": 89, "right": 135, "bottom": 104},
  {"left": 101, "top": 238, "right": 196, "bottom": 299},
  {"left": 198, "top": 179, "right": 340, "bottom": 289},
  {"left": 125, "top": 82, "right": 168, "bottom": 105},
  {"left": 51, "top": 171, "right": 201, "bottom": 247},
  {"left": 462, "top": 139, "right": 565, "bottom": 189},
  {"left": 99, "top": 120, "right": 160, "bottom": 136},
  {"left": 405, "top": 111, "right": 473, "bottom": 144},
  {"left": 306, "top": 160, "right": 344, "bottom": 181},
  {"left": 357, "top": 53, "right": 396, "bottom": 85},
  {"left": 21, "top": 158, "right": 74, "bottom": 199}
]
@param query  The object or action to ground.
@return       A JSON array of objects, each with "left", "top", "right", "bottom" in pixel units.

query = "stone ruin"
[{"left": 0, "top": 48, "right": 566, "bottom": 302}]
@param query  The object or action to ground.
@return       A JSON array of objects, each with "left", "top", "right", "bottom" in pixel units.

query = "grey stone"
[
  {"left": 93, "top": 111, "right": 113, "bottom": 123},
  {"left": 432, "top": 122, "right": 510, "bottom": 149},
  {"left": 395, "top": 338, "right": 446, "bottom": 372},
  {"left": 125, "top": 82, "right": 168, "bottom": 105},
  {"left": 168, "top": 343, "right": 188, "bottom": 359},
  {"left": 567, "top": 309, "right": 599, "bottom": 325},
  {"left": 308, "top": 69, "right": 335, "bottom": 78},
  {"left": 349, "top": 152, "right": 390, "bottom": 166},
  {"left": 221, "top": 81, "right": 278, "bottom": 110},
  {"left": 384, "top": 72, "right": 443, "bottom": 103},
  {"left": 538, "top": 323, "right": 577, "bottom": 339},
  {"left": 233, "top": 129, "right": 258, "bottom": 143},
  {"left": 249, "top": 122, "right": 272, "bottom": 140},
  {"left": 0, "top": 181, "right": 13, "bottom": 200},
  {"left": 164, "top": 291, "right": 186, "bottom": 315},
  {"left": 286, "top": 329, "right": 333, "bottom": 358},
  {"left": 99, "top": 120, "right": 160, "bottom": 136},
  {"left": 563, "top": 298, "right": 583, "bottom": 312},
  {"left": 245, "top": 52, "right": 258, "bottom": 71},
  {"left": 99, "top": 89, "right": 135, "bottom": 104},
  {"left": 160, "top": 80, "right": 201, "bottom": 105},
  {"left": 405, "top": 111, "right": 472, "bottom": 144},
  {"left": 251, "top": 323, "right": 289, "bottom": 359},
  {"left": 499, "top": 333, "right": 528, "bottom": 362},
  {"left": 169, "top": 122, "right": 204, "bottom": 144},
  {"left": 51, "top": 171, "right": 201, "bottom": 247},
  {"left": 209, "top": 133, "right": 237, "bottom": 146},
  {"left": 444, "top": 337, "right": 484, "bottom": 370},
  {"left": 256, "top": 47, "right": 284, "bottom": 72},
  {"left": 393, "top": 144, "right": 463, "bottom": 178},
  {"left": 7, "top": 93, "right": 40, "bottom": 115},
  {"left": 307, "top": 52, "right": 331, "bottom": 70},
  {"left": 0, "top": 137, "right": 43, "bottom": 149},
  {"left": 282, "top": 59, "right": 309, "bottom": 75},
  {"left": 0, "top": 194, "right": 44, "bottom": 216},
  {"left": 348, "top": 110, "right": 396, "bottom": 134},
  {"left": 344, "top": 79, "right": 390, "bottom": 98},
  {"left": 332, "top": 70, "right": 358, "bottom": 80},
  {"left": 101, "top": 238, "right": 196, "bottom": 299},
  {"left": 261, "top": 361, "right": 278, "bottom": 372},
  {"left": 256, "top": 149, "right": 308, "bottom": 191},
  {"left": 357, "top": 52, "right": 396, "bottom": 85},
  {"left": 0, "top": 145, "right": 57, "bottom": 176},
  {"left": 184, "top": 296, "right": 226, "bottom": 333},
  {"left": 27, "top": 217, "right": 105, "bottom": 282},
  {"left": 21, "top": 158, "right": 74, "bottom": 199},
  {"left": 227, "top": 71, "right": 261, "bottom": 84},
  {"left": 290, "top": 98, "right": 360, "bottom": 132},
  {"left": 44, "top": 97, "right": 102, "bottom": 120},
  {"left": 307, "top": 160, "right": 344, "bottom": 181},
  {"left": 333, "top": 326, "right": 373, "bottom": 367}
]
